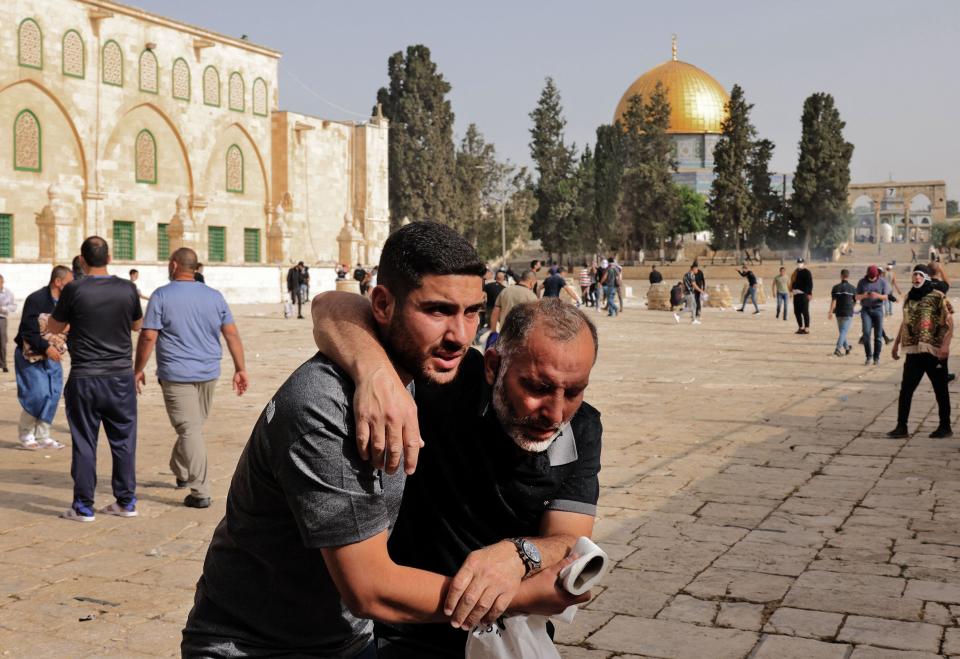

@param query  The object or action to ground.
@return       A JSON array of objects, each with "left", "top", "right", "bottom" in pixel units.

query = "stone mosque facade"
[{"left": 0, "top": 0, "right": 388, "bottom": 301}]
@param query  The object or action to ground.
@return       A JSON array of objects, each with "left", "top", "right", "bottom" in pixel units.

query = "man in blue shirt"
[{"left": 134, "top": 247, "right": 248, "bottom": 508}]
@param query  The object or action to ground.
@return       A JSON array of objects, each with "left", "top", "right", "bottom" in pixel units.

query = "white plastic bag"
[
  {"left": 283, "top": 302, "right": 293, "bottom": 318},
  {"left": 465, "top": 615, "right": 560, "bottom": 659}
]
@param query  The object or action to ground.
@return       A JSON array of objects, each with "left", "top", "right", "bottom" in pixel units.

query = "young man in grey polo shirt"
[{"left": 134, "top": 247, "right": 248, "bottom": 508}]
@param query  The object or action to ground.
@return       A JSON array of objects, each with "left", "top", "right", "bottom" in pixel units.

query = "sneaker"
[
  {"left": 886, "top": 425, "right": 909, "bottom": 438},
  {"left": 673, "top": 313, "right": 680, "bottom": 324},
  {"left": 795, "top": 329, "right": 804, "bottom": 334},
  {"left": 36, "top": 437, "right": 65, "bottom": 450},
  {"left": 184, "top": 495, "right": 211, "bottom": 509},
  {"left": 692, "top": 319, "right": 701, "bottom": 325},
  {"left": 737, "top": 308, "right": 745, "bottom": 312},
  {"left": 175, "top": 479, "right": 188, "bottom": 489},
  {"left": 61, "top": 505, "right": 95, "bottom": 523},
  {"left": 930, "top": 427, "right": 954, "bottom": 439},
  {"left": 883, "top": 335, "right": 893, "bottom": 345},
  {"left": 17, "top": 435, "right": 39, "bottom": 450},
  {"left": 873, "top": 359, "right": 880, "bottom": 366},
  {"left": 753, "top": 310, "right": 761, "bottom": 315},
  {"left": 845, "top": 345, "right": 852, "bottom": 355},
  {"left": 948, "top": 373, "right": 957, "bottom": 383},
  {"left": 99, "top": 500, "right": 138, "bottom": 518},
  {"left": 833, "top": 349, "right": 843, "bottom": 357}
]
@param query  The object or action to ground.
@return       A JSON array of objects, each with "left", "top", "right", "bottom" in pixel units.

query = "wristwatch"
[{"left": 510, "top": 537, "right": 542, "bottom": 577}]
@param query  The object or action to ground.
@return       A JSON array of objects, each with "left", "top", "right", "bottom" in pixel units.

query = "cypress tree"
[
  {"left": 376, "top": 45, "right": 458, "bottom": 229},
  {"left": 528, "top": 77, "right": 577, "bottom": 257},
  {"left": 593, "top": 123, "right": 626, "bottom": 251},
  {"left": 791, "top": 93, "right": 854, "bottom": 258},
  {"left": 706, "top": 84, "right": 755, "bottom": 259}
]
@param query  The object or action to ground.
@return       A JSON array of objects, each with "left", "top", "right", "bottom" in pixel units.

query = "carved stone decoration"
[
  {"left": 102, "top": 40, "right": 122, "bottom": 85},
  {"left": 267, "top": 204, "right": 291, "bottom": 263},
  {"left": 19, "top": 20, "right": 42, "bottom": 69},
  {"left": 338, "top": 212, "right": 364, "bottom": 267},
  {"left": 228, "top": 72, "right": 244, "bottom": 111},
  {"left": 166, "top": 194, "right": 196, "bottom": 252},
  {"left": 172, "top": 58, "right": 190, "bottom": 99},
  {"left": 281, "top": 191, "right": 293, "bottom": 213},
  {"left": 135, "top": 130, "right": 156, "bottom": 183},
  {"left": 63, "top": 30, "right": 84, "bottom": 77},
  {"left": 139, "top": 49, "right": 158, "bottom": 92},
  {"left": 253, "top": 78, "right": 267, "bottom": 116},
  {"left": 36, "top": 183, "right": 75, "bottom": 261},
  {"left": 226, "top": 145, "right": 243, "bottom": 193},
  {"left": 203, "top": 66, "right": 219, "bottom": 105},
  {"left": 14, "top": 110, "right": 41, "bottom": 172}
]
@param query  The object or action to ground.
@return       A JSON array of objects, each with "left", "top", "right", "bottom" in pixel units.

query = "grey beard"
[{"left": 492, "top": 370, "right": 562, "bottom": 453}]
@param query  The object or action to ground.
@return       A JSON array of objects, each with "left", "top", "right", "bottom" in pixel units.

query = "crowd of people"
[{"left": 1, "top": 231, "right": 957, "bottom": 656}]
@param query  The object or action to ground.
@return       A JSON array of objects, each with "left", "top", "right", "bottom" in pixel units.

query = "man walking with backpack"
[
  {"left": 828, "top": 269, "right": 856, "bottom": 357},
  {"left": 600, "top": 258, "right": 621, "bottom": 317}
]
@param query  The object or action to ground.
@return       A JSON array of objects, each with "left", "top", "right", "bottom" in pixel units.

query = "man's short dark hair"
[
  {"left": 499, "top": 298, "right": 598, "bottom": 365},
  {"left": 171, "top": 247, "right": 199, "bottom": 272},
  {"left": 530, "top": 260, "right": 540, "bottom": 269},
  {"left": 377, "top": 221, "right": 485, "bottom": 300},
  {"left": 841, "top": 269, "right": 849, "bottom": 278},
  {"left": 80, "top": 236, "right": 109, "bottom": 267},
  {"left": 129, "top": 269, "right": 139, "bottom": 276},
  {"left": 519, "top": 269, "right": 537, "bottom": 284},
  {"left": 50, "top": 265, "right": 71, "bottom": 284}
]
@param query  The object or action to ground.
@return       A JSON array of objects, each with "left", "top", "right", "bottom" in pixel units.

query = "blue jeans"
[
  {"left": 860, "top": 306, "right": 884, "bottom": 359},
  {"left": 835, "top": 315, "right": 853, "bottom": 352},
  {"left": 884, "top": 297, "right": 893, "bottom": 316},
  {"left": 604, "top": 286, "right": 618, "bottom": 316},
  {"left": 741, "top": 286, "right": 758, "bottom": 312},
  {"left": 776, "top": 292, "right": 789, "bottom": 319}
]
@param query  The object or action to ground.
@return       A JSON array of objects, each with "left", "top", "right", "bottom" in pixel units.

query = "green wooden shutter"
[
  {"left": 243, "top": 228, "right": 260, "bottom": 263},
  {"left": 157, "top": 222, "right": 169, "bottom": 260},
  {"left": 0, "top": 215, "right": 12, "bottom": 257},
  {"left": 208, "top": 226, "right": 226, "bottom": 262},
  {"left": 113, "top": 220, "right": 135, "bottom": 260}
]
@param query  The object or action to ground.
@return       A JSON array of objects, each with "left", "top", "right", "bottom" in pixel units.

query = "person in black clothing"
[
  {"left": 14, "top": 265, "right": 73, "bottom": 450},
  {"left": 47, "top": 237, "right": 143, "bottom": 521},
  {"left": 71, "top": 255, "right": 85, "bottom": 282},
  {"left": 476, "top": 270, "right": 506, "bottom": 342},
  {"left": 929, "top": 261, "right": 955, "bottom": 382},
  {"left": 828, "top": 269, "right": 856, "bottom": 357},
  {"left": 194, "top": 263, "right": 205, "bottom": 283},
  {"left": 737, "top": 266, "right": 760, "bottom": 314},
  {"left": 648, "top": 265, "right": 663, "bottom": 285},
  {"left": 694, "top": 265, "right": 706, "bottom": 319},
  {"left": 287, "top": 262, "right": 305, "bottom": 319},
  {"left": 790, "top": 258, "right": 813, "bottom": 334}
]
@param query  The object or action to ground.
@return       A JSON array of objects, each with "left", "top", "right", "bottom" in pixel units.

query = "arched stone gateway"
[{"left": 848, "top": 180, "right": 946, "bottom": 244}]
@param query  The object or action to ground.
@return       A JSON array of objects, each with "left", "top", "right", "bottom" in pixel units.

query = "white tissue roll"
[{"left": 559, "top": 536, "right": 610, "bottom": 596}]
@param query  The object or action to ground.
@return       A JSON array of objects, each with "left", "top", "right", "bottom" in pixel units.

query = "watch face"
[{"left": 523, "top": 540, "right": 541, "bottom": 564}]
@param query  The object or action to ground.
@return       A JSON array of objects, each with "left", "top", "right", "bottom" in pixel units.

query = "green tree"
[
  {"left": 376, "top": 45, "right": 457, "bottom": 229},
  {"left": 706, "top": 85, "right": 755, "bottom": 258},
  {"left": 593, "top": 123, "right": 626, "bottom": 252},
  {"left": 947, "top": 200, "right": 958, "bottom": 217},
  {"left": 675, "top": 184, "right": 708, "bottom": 235},
  {"left": 528, "top": 77, "right": 578, "bottom": 258},
  {"left": 791, "top": 93, "right": 854, "bottom": 257},
  {"left": 452, "top": 123, "right": 499, "bottom": 246},
  {"left": 620, "top": 83, "right": 679, "bottom": 253},
  {"left": 474, "top": 168, "right": 537, "bottom": 262},
  {"left": 747, "top": 138, "right": 787, "bottom": 249}
]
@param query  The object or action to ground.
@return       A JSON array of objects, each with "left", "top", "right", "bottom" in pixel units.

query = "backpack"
[{"left": 605, "top": 266, "right": 620, "bottom": 288}]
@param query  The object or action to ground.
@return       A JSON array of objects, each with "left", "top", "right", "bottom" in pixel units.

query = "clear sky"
[{"left": 133, "top": 0, "right": 960, "bottom": 202}]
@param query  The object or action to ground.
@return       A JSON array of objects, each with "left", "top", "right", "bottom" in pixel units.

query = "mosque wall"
[{"left": 0, "top": 0, "right": 389, "bottom": 303}]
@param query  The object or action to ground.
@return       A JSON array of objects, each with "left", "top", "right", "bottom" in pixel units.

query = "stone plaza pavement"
[{"left": 1, "top": 290, "right": 959, "bottom": 657}]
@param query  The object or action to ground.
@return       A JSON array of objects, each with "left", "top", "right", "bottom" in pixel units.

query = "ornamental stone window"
[
  {"left": 139, "top": 50, "right": 158, "bottom": 93},
  {"left": 172, "top": 58, "right": 190, "bottom": 100},
  {"left": 135, "top": 129, "right": 157, "bottom": 184},
  {"left": 14, "top": 110, "right": 41, "bottom": 172},
  {"left": 102, "top": 40, "right": 123, "bottom": 86},
  {"left": 18, "top": 19, "right": 43, "bottom": 69},
  {"left": 253, "top": 78, "right": 268, "bottom": 116},
  {"left": 228, "top": 72, "right": 244, "bottom": 112},
  {"left": 62, "top": 30, "right": 84, "bottom": 78},
  {"left": 226, "top": 145, "right": 243, "bottom": 193},
  {"left": 203, "top": 66, "right": 220, "bottom": 106}
]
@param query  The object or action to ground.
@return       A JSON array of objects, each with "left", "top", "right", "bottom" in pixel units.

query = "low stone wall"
[{"left": 0, "top": 262, "right": 337, "bottom": 305}]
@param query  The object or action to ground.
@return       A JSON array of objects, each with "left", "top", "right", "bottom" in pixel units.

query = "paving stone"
[
  {"left": 848, "top": 647, "right": 943, "bottom": 659},
  {"left": 945, "top": 627, "right": 960, "bottom": 654},
  {"left": 905, "top": 579, "right": 960, "bottom": 603},
  {"left": 552, "top": 609, "right": 614, "bottom": 645},
  {"left": 619, "top": 536, "right": 728, "bottom": 575},
  {"left": 586, "top": 569, "right": 683, "bottom": 617},
  {"left": 923, "top": 601, "right": 953, "bottom": 625},
  {"left": 715, "top": 601, "right": 764, "bottom": 631},
  {"left": 713, "top": 541, "right": 819, "bottom": 577},
  {"left": 752, "top": 634, "right": 850, "bottom": 659},
  {"left": 655, "top": 594, "right": 717, "bottom": 624},
  {"left": 586, "top": 615, "right": 758, "bottom": 658},
  {"left": 763, "top": 607, "right": 844, "bottom": 639},
  {"left": 836, "top": 615, "right": 943, "bottom": 652},
  {"left": 684, "top": 567, "right": 794, "bottom": 602}
]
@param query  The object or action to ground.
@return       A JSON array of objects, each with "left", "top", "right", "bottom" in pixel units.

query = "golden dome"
[{"left": 614, "top": 41, "right": 730, "bottom": 134}]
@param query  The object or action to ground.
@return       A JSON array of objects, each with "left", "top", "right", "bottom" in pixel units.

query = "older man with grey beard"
[{"left": 313, "top": 296, "right": 601, "bottom": 658}]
